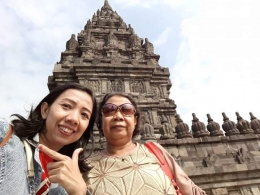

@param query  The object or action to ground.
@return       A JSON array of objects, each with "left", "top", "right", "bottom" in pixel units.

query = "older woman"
[{"left": 83, "top": 93, "right": 206, "bottom": 195}]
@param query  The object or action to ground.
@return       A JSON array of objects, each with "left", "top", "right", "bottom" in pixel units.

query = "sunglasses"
[{"left": 102, "top": 103, "right": 136, "bottom": 117}]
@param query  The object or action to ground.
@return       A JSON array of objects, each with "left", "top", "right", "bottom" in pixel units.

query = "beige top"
[{"left": 83, "top": 143, "right": 206, "bottom": 195}]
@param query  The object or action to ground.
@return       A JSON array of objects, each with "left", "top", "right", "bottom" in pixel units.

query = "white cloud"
[
  {"left": 114, "top": 0, "right": 159, "bottom": 9},
  {"left": 1, "top": 0, "right": 260, "bottom": 132},
  {"left": 170, "top": 0, "right": 260, "bottom": 127},
  {"left": 154, "top": 28, "right": 172, "bottom": 47},
  {"left": 0, "top": 0, "right": 97, "bottom": 120},
  {"left": 163, "top": 0, "right": 185, "bottom": 8},
  {"left": 113, "top": 0, "right": 185, "bottom": 9}
]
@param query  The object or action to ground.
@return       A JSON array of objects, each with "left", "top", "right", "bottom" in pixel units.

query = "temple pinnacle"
[{"left": 102, "top": 0, "right": 113, "bottom": 11}]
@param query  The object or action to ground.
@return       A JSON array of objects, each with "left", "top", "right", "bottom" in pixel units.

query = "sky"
[{"left": 1, "top": 0, "right": 260, "bottom": 129}]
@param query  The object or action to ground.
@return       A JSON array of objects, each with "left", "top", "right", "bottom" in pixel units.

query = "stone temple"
[{"left": 48, "top": 1, "right": 260, "bottom": 194}]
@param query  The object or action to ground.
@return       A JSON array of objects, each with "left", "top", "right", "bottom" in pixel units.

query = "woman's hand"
[{"left": 38, "top": 144, "right": 87, "bottom": 195}]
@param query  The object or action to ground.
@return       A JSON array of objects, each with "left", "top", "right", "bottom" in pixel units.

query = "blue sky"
[{"left": 1, "top": 0, "right": 260, "bottom": 128}]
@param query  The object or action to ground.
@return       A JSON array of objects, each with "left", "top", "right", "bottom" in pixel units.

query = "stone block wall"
[{"left": 140, "top": 134, "right": 260, "bottom": 195}]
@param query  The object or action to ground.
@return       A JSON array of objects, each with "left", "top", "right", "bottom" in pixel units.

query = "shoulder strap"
[
  {"left": 23, "top": 139, "right": 37, "bottom": 195},
  {"left": 144, "top": 142, "right": 182, "bottom": 195},
  {"left": 0, "top": 125, "right": 13, "bottom": 148},
  {"left": 144, "top": 142, "right": 174, "bottom": 179},
  {"left": 23, "top": 139, "right": 35, "bottom": 177}
]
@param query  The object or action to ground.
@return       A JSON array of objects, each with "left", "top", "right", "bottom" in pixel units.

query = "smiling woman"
[
  {"left": 0, "top": 83, "right": 97, "bottom": 195},
  {"left": 40, "top": 89, "right": 94, "bottom": 151}
]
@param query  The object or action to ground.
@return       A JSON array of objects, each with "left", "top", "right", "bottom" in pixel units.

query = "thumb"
[{"left": 72, "top": 148, "right": 83, "bottom": 163}]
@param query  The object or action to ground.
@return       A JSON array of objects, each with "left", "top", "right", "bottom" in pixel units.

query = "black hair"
[
  {"left": 96, "top": 93, "right": 141, "bottom": 138},
  {"left": 11, "top": 83, "right": 97, "bottom": 172}
]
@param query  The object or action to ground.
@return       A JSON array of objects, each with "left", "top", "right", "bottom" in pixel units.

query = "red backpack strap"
[
  {"left": 144, "top": 142, "right": 182, "bottom": 195},
  {"left": 0, "top": 126, "right": 13, "bottom": 148}
]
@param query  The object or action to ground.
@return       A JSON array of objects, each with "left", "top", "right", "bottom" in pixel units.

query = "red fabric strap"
[
  {"left": 39, "top": 151, "right": 53, "bottom": 177},
  {"left": 36, "top": 176, "right": 51, "bottom": 195},
  {"left": 36, "top": 151, "right": 53, "bottom": 195},
  {"left": 145, "top": 142, "right": 183, "bottom": 195}
]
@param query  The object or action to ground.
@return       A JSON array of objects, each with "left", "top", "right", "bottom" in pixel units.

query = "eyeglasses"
[{"left": 102, "top": 103, "right": 136, "bottom": 117}]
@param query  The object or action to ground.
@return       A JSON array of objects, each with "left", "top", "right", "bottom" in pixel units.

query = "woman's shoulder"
[
  {"left": 141, "top": 142, "right": 166, "bottom": 151},
  {"left": 86, "top": 150, "right": 105, "bottom": 162},
  {"left": 0, "top": 118, "right": 10, "bottom": 139}
]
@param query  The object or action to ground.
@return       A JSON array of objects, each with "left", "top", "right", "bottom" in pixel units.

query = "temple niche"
[
  {"left": 47, "top": 1, "right": 260, "bottom": 194},
  {"left": 106, "top": 31, "right": 118, "bottom": 48},
  {"left": 140, "top": 113, "right": 156, "bottom": 140}
]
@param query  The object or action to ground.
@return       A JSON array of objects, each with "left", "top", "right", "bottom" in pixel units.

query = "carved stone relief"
[
  {"left": 85, "top": 80, "right": 101, "bottom": 93},
  {"left": 244, "top": 189, "right": 253, "bottom": 195},
  {"left": 212, "top": 188, "right": 228, "bottom": 195},
  {"left": 90, "top": 35, "right": 97, "bottom": 48},
  {"left": 130, "top": 80, "right": 144, "bottom": 93},
  {"left": 140, "top": 113, "right": 156, "bottom": 140},
  {"left": 109, "top": 80, "right": 123, "bottom": 92},
  {"left": 203, "top": 153, "right": 219, "bottom": 167},
  {"left": 236, "top": 148, "right": 254, "bottom": 164},
  {"left": 63, "top": 55, "right": 74, "bottom": 64},
  {"left": 129, "top": 29, "right": 143, "bottom": 49},
  {"left": 236, "top": 112, "right": 254, "bottom": 134},
  {"left": 92, "top": 59, "right": 101, "bottom": 65},
  {"left": 111, "top": 58, "right": 121, "bottom": 65},
  {"left": 229, "top": 190, "right": 242, "bottom": 195},
  {"left": 142, "top": 38, "right": 154, "bottom": 54},
  {"left": 151, "top": 85, "right": 161, "bottom": 98},
  {"left": 82, "top": 49, "right": 94, "bottom": 58},
  {"left": 159, "top": 115, "right": 175, "bottom": 139},
  {"left": 66, "top": 34, "right": 79, "bottom": 52},
  {"left": 225, "top": 144, "right": 238, "bottom": 156},
  {"left": 84, "top": 19, "right": 92, "bottom": 30},
  {"left": 106, "top": 31, "right": 118, "bottom": 48}
]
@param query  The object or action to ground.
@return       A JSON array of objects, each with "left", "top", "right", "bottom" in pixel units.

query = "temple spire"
[{"left": 102, "top": 0, "right": 113, "bottom": 12}]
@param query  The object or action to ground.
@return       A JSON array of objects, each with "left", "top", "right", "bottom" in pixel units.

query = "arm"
[
  {"left": 38, "top": 144, "right": 89, "bottom": 195},
  {"left": 154, "top": 143, "right": 206, "bottom": 195}
]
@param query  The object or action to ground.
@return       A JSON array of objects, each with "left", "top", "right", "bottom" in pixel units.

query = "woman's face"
[
  {"left": 40, "top": 89, "right": 93, "bottom": 151},
  {"left": 102, "top": 95, "right": 137, "bottom": 145}
]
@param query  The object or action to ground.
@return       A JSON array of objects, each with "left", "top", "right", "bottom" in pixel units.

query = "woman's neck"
[
  {"left": 39, "top": 133, "right": 62, "bottom": 152},
  {"left": 105, "top": 142, "right": 136, "bottom": 157}
]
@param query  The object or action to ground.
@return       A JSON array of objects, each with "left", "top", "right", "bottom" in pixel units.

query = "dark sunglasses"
[{"left": 102, "top": 103, "right": 136, "bottom": 117}]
